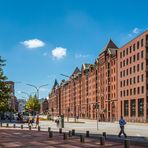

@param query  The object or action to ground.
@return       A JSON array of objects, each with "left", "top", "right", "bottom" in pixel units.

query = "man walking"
[{"left": 118, "top": 116, "right": 127, "bottom": 138}]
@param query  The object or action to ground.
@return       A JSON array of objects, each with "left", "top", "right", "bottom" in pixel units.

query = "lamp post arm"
[
  {"left": 26, "top": 84, "right": 38, "bottom": 91},
  {"left": 38, "top": 84, "right": 49, "bottom": 89}
]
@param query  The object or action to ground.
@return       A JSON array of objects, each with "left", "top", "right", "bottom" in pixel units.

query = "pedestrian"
[
  {"left": 118, "top": 116, "right": 127, "bottom": 138},
  {"left": 35, "top": 114, "right": 39, "bottom": 128},
  {"left": 28, "top": 113, "right": 33, "bottom": 127},
  {"left": 55, "top": 116, "right": 60, "bottom": 128}
]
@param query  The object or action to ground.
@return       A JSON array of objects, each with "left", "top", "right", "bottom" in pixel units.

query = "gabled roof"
[
  {"left": 99, "top": 39, "right": 118, "bottom": 56},
  {"left": 103, "top": 39, "right": 118, "bottom": 51},
  {"left": 52, "top": 79, "right": 59, "bottom": 90},
  {"left": 72, "top": 67, "right": 81, "bottom": 76},
  {"left": 82, "top": 63, "right": 91, "bottom": 70}
]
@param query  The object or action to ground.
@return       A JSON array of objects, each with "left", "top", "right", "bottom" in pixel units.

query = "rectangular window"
[
  {"left": 127, "top": 79, "right": 129, "bottom": 86},
  {"left": 137, "top": 75, "right": 140, "bottom": 83},
  {"left": 120, "top": 71, "right": 122, "bottom": 78},
  {"left": 130, "top": 89, "right": 132, "bottom": 95},
  {"left": 123, "top": 70, "right": 125, "bottom": 77},
  {"left": 137, "top": 53, "right": 139, "bottom": 61},
  {"left": 127, "top": 90, "right": 129, "bottom": 96},
  {"left": 133, "top": 66, "right": 136, "bottom": 73},
  {"left": 141, "top": 74, "right": 144, "bottom": 82},
  {"left": 120, "top": 91, "right": 122, "bottom": 97},
  {"left": 137, "top": 41, "right": 139, "bottom": 49},
  {"left": 141, "top": 39, "right": 144, "bottom": 47},
  {"left": 141, "top": 62, "right": 144, "bottom": 70},
  {"left": 120, "top": 52, "right": 122, "bottom": 58},
  {"left": 133, "top": 55, "right": 136, "bottom": 62},
  {"left": 134, "top": 88, "right": 136, "bottom": 95},
  {"left": 126, "top": 69, "right": 128, "bottom": 76},
  {"left": 130, "top": 67, "right": 132, "bottom": 74},
  {"left": 120, "top": 62, "right": 122, "bottom": 68},
  {"left": 133, "top": 44, "right": 135, "bottom": 51},
  {"left": 141, "top": 86, "right": 144, "bottom": 94},
  {"left": 124, "top": 100, "right": 129, "bottom": 116},
  {"left": 123, "top": 60, "right": 125, "bottom": 67},
  {"left": 137, "top": 64, "right": 139, "bottom": 72},
  {"left": 126, "top": 48, "right": 128, "bottom": 55},
  {"left": 133, "top": 77, "right": 136, "bottom": 83},
  {"left": 138, "top": 98, "right": 144, "bottom": 117},
  {"left": 130, "top": 78, "right": 132, "bottom": 85},
  {"left": 137, "top": 87, "right": 140, "bottom": 94},
  {"left": 130, "top": 56, "right": 132, "bottom": 64},
  {"left": 130, "top": 46, "right": 132, "bottom": 53},
  {"left": 124, "top": 90, "right": 125, "bottom": 96},
  {"left": 123, "top": 80, "right": 125, "bottom": 86},
  {"left": 123, "top": 50, "right": 125, "bottom": 57},
  {"left": 131, "top": 100, "right": 136, "bottom": 116},
  {"left": 120, "top": 81, "right": 122, "bottom": 87},
  {"left": 126, "top": 59, "right": 128, "bottom": 65},
  {"left": 141, "top": 50, "right": 144, "bottom": 58}
]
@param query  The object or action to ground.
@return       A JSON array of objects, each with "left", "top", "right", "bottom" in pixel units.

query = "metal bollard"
[
  {"left": 49, "top": 131, "right": 53, "bottom": 138},
  {"left": 68, "top": 131, "right": 72, "bottom": 137},
  {"left": 6, "top": 123, "right": 9, "bottom": 127},
  {"left": 59, "top": 128, "right": 62, "bottom": 133},
  {"left": 48, "top": 127, "right": 51, "bottom": 132},
  {"left": 13, "top": 124, "right": 15, "bottom": 128},
  {"left": 0, "top": 122, "right": 2, "bottom": 127},
  {"left": 124, "top": 139, "right": 130, "bottom": 148},
  {"left": 100, "top": 136, "right": 105, "bottom": 146},
  {"left": 63, "top": 133, "right": 67, "bottom": 140},
  {"left": 72, "top": 129, "right": 75, "bottom": 136},
  {"left": 86, "top": 131, "right": 89, "bottom": 137},
  {"left": 102, "top": 132, "right": 107, "bottom": 139},
  {"left": 80, "top": 135, "right": 85, "bottom": 143},
  {"left": 29, "top": 126, "right": 31, "bottom": 131},
  {"left": 38, "top": 126, "right": 40, "bottom": 131},
  {"left": 21, "top": 125, "right": 23, "bottom": 129}
]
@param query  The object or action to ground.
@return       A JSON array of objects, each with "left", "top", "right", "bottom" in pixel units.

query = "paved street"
[
  {"left": 38, "top": 118, "right": 148, "bottom": 138},
  {"left": 1, "top": 118, "right": 148, "bottom": 137},
  {"left": 0, "top": 128, "right": 146, "bottom": 148}
]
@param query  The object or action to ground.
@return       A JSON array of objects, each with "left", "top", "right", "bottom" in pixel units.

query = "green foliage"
[
  {"left": 25, "top": 95, "right": 40, "bottom": 112},
  {"left": 0, "top": 56, "right": 10, "bottom": 112}
]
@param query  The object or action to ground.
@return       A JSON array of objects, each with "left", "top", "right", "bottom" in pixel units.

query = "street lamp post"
[
  {"left": 26, "top": 83, "right": 48, "bottom": 99},
  {"left": 60, "top": 74, "right": 77, "bottom": 122},
  {"left": 96, "top": 102, "right": 99, "bottom": 130},
  {"left": 67, "top": 107, "right": 70, "bottom": 122}
]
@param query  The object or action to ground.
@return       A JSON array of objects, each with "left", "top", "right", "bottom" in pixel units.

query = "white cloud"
[
  {"left": 75, "top": 54, "right": 89, "bottom": 59},
  {"left": 52, "top": 47, "right": 67, "bottom": 59},
  {"left": 21, "top": 39, "right": 45, "bottom": 49},
  {"left": 133, "top": 27, "right": 140, "bottom": 34}
]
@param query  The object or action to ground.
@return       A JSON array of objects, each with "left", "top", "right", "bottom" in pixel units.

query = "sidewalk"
[
  {"left": 0, "top": 122, "right": 148, "bottom": 147},
  {"left": 0, "top": 128, "right": 146, "bottom": 148}
]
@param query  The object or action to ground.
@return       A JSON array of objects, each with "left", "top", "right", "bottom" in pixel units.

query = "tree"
[
  {"left": 0, "top": 56, "right": 10, "bottom": 113},
  {"left": 25, "top": 95, "right": 40, "bottom": 113}
]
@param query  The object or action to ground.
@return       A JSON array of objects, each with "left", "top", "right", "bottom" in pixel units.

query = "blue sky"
[{"left": 0, "top": 0, "right": 148, "bottom": 99}]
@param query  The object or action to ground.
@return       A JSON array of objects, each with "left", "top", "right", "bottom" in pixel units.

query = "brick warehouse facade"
[{"left": 48, "top": 30, "right": 148, "bottom": 122}]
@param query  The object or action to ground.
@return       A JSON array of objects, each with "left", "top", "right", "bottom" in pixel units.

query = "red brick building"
[
  {"left": 48, "top": 80, "right": 60, "bottom": 116},
  {"left": 118, "top": 31, "right": 148, "bottom": 122},
  {"left": 48, "top": 30, "right": 148, "bottom": 122}
]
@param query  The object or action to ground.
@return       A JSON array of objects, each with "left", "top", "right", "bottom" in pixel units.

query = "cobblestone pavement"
[{"left": 0, "top": 128, "right": 146, "bottom": 148}]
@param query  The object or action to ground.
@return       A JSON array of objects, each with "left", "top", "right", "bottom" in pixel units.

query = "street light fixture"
[
  {"left": 26, "top": 83, "right": 49, "bottom": 99},
  {"left": 60, "top": 73, "right": 77, "bottom": 122}
]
